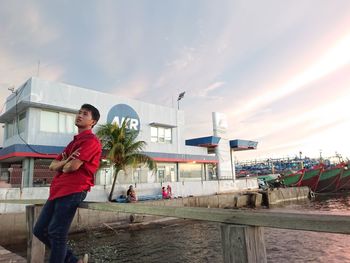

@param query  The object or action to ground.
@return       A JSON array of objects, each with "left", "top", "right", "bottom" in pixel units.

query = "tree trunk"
[{"left": 108, "top": 167, "right": 121, "bottom": 201}]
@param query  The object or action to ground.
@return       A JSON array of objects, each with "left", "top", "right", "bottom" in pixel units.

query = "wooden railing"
[{"left": 3, "top": 199, "right": 350, "bottom": 263}]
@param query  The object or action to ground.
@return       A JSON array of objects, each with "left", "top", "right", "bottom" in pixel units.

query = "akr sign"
[{"left": 107, "top": 104, "right": 140, "bottom": 135}]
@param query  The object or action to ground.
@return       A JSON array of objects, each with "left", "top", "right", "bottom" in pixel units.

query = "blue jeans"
[{"left": 33, "top": 191, "right": 87, "bottom": 263}]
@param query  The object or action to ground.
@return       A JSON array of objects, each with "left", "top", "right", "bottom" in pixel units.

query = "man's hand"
[
  {"left": 62, "top": 148, "right": 84, "bottom": 173},
  {"left": 65, "top": 148, "right": 81, "bottom": 162},
  {"left": 49, "top": 148, "right": 82, "bottom": 172}
]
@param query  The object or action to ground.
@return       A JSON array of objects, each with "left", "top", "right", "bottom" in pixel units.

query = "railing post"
[
  {"left": 220, "top": 224, "right": 266, "bottom": 263},
  {"left": 26, "top": 205, "right": 45, "bottom": 263}
]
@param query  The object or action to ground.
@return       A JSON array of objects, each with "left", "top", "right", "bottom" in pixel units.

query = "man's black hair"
[{"left": 81, "top": 104, "right": 100, "bottom": 125}]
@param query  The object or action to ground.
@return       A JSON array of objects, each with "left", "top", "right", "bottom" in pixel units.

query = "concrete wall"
[
  {"left": 267, "top": 187, "right": 310, "bottom": 206},
  {"left": 0, "top": 208, "right": 132, "bottom": 246}
]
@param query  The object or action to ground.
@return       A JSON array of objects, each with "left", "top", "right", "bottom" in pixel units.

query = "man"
[{"left": 34, "top": 104, "right": 102, "bottom": 263}]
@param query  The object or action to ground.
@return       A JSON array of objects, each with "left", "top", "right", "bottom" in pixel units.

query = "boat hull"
[
  {"left": 315, "top": 167, "right": 342, "bottom": 193},
  {"left": 299, "top": 168, "right": 322, "bottom": 191},
  {"left": 336, "top": 169, "right": 350, "bottom": 191},
  {"left": 282, "top": 171, "right": 304, "bottom": 187}
]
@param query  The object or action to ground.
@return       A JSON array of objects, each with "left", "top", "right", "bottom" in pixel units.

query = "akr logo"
[{"left": 107, "top": 104, "right": 140, "bottom": 135}]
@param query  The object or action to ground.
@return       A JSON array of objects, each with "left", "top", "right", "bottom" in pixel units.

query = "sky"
[{"left": 0, "top": 0, "right": 349, "bottom": 161}]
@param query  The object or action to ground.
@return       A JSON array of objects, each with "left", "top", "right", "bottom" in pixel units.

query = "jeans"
[{"left": 33, "top": 191, "right": 87, "bottom": 263}]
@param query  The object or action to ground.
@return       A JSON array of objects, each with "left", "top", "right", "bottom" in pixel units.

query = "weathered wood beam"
[
  {"left": 26, "top": 205, "right": 45, "bottom": 263},
  {"left": 2, "top": 199, "right": 350, "bottom": 234},
  {"left": 0, "top": 199, "right": 46, "bottom": 205},
  {"left": 80, "top": 202, "right": 350, "bottom": 234},
  {"left": 221, "top": 224, "right": 266, "bottom": 263}
]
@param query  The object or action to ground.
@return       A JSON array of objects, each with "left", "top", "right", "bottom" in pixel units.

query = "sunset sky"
[{"left": 0, "top": 0, "right": 349, "bottom": 161}]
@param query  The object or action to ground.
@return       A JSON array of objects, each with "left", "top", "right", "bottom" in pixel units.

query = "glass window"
[
  {"left": 179, "top": 163, "right": 203, "bottom": 181},
  {"left": 151, "top": 127, "right": 158, "bottom": 142},
  {"left": 165, "top": 128, "right": 172, "bottom": 143},
  {"left": 158, "top": 127, "right": 165, "bottom": 142},
  {"left": 207, "top": 163, "right": 218, "bottom": 180},
  {"left": 40, "top": 111, "right": 59, "bottom": 132},
  {"left": 18, "top": 112, "right": 26, "bottom": 133},
  {"left": 150, "top": 126, "right": 172, "bottom": 144},
  {"left": 58, "top": 113, "right": 66, "bottom": 133},
  {"left": 66, "top": 114, "right": 75, "bottom": 133},
  {"left": 6, "top": 121, "right": 14, "bottom": 138},
  {"left": 40, "top": 110, "right": 76, "bottom": 134}
]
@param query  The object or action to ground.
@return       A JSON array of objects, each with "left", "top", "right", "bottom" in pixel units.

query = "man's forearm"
[
  {"left": 62, "top": 161, "right": 75, "bottom": 173},
  {"left": 62, "top": 159, "right": 83, "bottom": 173},
  {"left": 49, "top": 160, "right": 68, "bottom": 171}
]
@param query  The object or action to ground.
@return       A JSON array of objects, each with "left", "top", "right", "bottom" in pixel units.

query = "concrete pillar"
[{"left": 213, "top": 112, "right": 233, "bottom": 180}]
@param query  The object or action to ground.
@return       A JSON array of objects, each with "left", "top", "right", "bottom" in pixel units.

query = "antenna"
[{"left": 37, "top": 60, "right": 40, "bottom": 77}]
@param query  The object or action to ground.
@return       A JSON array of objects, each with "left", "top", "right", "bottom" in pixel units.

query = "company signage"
[{"left": 107, "top": 104, "right": 140, "bottom": 135}]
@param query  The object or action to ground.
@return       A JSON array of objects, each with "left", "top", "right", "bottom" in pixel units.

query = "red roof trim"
[
  {"left": 152, "top": 157, "right": 218, "bottom": 163},
  {"left": 0, "top": 152, "right": 57, "bottom": 161},
  {"left": 0, "top": 152, "right": 218, "bottom": 164}
]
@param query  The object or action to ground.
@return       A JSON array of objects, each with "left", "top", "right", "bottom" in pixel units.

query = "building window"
[
  {"left": 40, "top": 110, "right": 77, "bottom": 134},
  {"left": 150, "top": 126, "right": 172, "bottom": 144},
  {"left": 179, "top": 163, "right": 203, "bottom": 181},
  {"left": 6, "top": 121, "right": 14, "bottom": 139},
  {"left": 40, "top": 111, "right": 59, "bottom": 132},
  {"left": 18, "top": 112, "right": 26, "bottom": 133},
  {"left": 156, "top": 163, "right": 176, "bottom": 183}
]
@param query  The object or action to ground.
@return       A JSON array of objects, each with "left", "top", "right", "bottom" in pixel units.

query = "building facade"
[{"left": 0, "top": 77, "right": 257, "bottom": 204}]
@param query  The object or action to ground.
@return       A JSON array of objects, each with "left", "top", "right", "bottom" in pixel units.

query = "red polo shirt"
[{"left": 49, "top": 129, "right": 102, "bottom": 200}]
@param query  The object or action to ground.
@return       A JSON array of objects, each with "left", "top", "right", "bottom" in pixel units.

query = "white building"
[{"left": 0, "top": 77, "right": 258, "bottom": 204}]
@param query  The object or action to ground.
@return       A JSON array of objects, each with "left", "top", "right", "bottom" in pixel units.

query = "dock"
[{"left": 0, "top": 245, "right": 26, "bottom": 263}]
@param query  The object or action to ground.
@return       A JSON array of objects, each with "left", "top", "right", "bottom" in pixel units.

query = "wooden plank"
[
  {"left": 0, "top": 199, "right": 46, "bottom": 205},
  {"left": 221, "top": 224, "right": 266, "bottom": 263},
  {"left": 3, "top": 199, "right": 350, "bottom": 234},
  {"left": 80, "top": 202, "right": 350, "bottom": 234},
  {"left": 26, "top": 205, "right": 45, "bottom": 263}
]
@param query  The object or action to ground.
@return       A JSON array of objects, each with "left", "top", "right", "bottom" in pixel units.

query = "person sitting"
[
  {"left": 166, "top": 185, "right": 172, "bottom": 198},
  {"left": 162, "top": 186, "right": 168, "bottom": 199},
  {"left": 126, "top": 185, "right": 137, "bottom": 202},
  {"left": 162, "top": 186, "right": 169, "bottom": 199}
]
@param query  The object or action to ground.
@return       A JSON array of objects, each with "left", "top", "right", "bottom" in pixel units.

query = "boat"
[
  {"left": 336, "top": 167, "right": 350, "bottom": 191},
  {"left": 315, "top": 164, "right": 344, "bottom": 193},
  {"left": 278, "top": 163, "right": 350, "bottom": 193},
  {"left": 281, "top": 169, "right": 304, "bottom": 187},
  {"left": 299, "top": 165, "right": 324, "bottom": 191}
]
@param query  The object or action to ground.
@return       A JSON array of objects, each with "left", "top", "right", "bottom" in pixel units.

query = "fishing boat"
[
  {"left": 315, "top": 164, "right": 344, "bottom": 193},
  {"left": 281, "top": 169, "right": 304, "bottom": 187},
  {"left": 336, "top": 167, "right": 350, "bottom": 191},
  {"left": 299, "top": 164, "right": 323, "bottom": 191},
  {"left": 278, "top": 163, "right": 350, "bottom": 193}
]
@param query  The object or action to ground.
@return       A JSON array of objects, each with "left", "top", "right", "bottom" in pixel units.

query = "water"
[{"left": 8, "top": 194, "right": 350, "bottom": 262}]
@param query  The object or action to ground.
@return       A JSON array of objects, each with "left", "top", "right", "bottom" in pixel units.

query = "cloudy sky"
[{"left": 0, "top": 0, "right": 349, "bottom": 161}]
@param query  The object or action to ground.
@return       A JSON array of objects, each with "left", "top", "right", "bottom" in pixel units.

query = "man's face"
[{"left": 75, "top": 108, "right": 96, "bottom": 129}]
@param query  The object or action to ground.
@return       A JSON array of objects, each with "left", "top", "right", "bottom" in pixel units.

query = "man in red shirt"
[{"left": 34, "top": 104, "right": 102, "bottom": 263}]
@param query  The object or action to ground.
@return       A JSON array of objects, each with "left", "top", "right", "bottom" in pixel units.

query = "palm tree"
[{"left": 96, "top": 120, "right": 156, "bottom": 201}]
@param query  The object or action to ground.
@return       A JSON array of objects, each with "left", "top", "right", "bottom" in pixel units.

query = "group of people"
[
  {"left": 162, "top": 185, "right": 172, "bottom": 199},
  {"left": 126, "top": 184, "right": 173, "bottom": 201}
]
